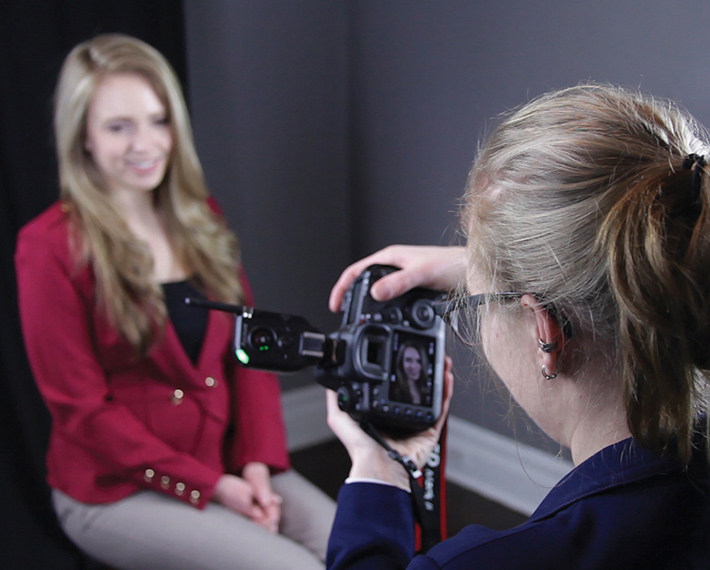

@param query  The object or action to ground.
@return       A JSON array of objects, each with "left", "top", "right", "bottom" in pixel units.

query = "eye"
[
  {"left": 154, "top": 116, "right": 170, "bottom": 127},
  {"left": 105, "top": 120, "right": 132, "bottom": 133}
]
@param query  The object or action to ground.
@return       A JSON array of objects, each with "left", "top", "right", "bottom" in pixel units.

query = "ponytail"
[{"left": 599, "top": 157, "right": 710, "bottom": 462}]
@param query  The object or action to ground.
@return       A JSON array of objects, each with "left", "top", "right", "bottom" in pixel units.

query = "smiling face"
[
  {"left": 402, "top": 345, "right": 423, "bottom": 381},
  {"left": 85, "top": 73, "right": 172, "bottom": 200}
]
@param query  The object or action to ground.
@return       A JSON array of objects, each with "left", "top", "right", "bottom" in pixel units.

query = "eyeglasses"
[
  {"left": 432, "top": 292, "right": 523, "bottom": 345},
  {"left": 433, "top": 292, "right": 573, "bottom": 345}
]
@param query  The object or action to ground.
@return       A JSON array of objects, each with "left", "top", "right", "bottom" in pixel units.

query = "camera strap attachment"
[
  {"left": 359, "top": 421, "right": 423, "bottom": 478},
  {"left": 358, "top": 421, "right": 446, "bottom": 553}
]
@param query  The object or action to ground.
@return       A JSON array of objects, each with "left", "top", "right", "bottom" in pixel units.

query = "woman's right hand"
[
  {"left": 328, "top": 245, "right": 467, "bottom": 312},
  {"left": 213, "top": 474, "right": 268, "bottom": 527}
]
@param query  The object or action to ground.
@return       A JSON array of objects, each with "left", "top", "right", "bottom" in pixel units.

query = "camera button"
[
  {"left": 383, "top": 307, "right": 403, "bottom": 323},
  {"left": 404, "top": 408, "right": 413, "bottom": 417},
  {"left": 382, "top": 404, "right": 390, "bottom": 413},
  {"left": 392, "top": 406, "right": 400, "bottom": 415}
]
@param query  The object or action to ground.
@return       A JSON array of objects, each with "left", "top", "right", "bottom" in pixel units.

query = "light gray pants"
[{"left": 52, "top": 470, "right": 336, "bottom": 570}]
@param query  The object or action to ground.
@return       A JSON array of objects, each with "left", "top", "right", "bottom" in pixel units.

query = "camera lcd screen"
[{"left": 388, "top": 331, "right": 435, "bottom": 407}]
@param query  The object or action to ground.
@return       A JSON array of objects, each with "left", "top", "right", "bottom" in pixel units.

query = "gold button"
[
  {"left": 171, "top": 389, "right": 184, "bottom": 405},
  {"left": 175, "top": 482, "right": 186, "bottom": 496},
  {"left": 160, "top": 475, "right": 171, "bottom": 489},
  {"left": 205, "top": 377, "right": 216, "bottom": 387},
  {"left": 144, "top": 469, "right": 155, "bottom": 483},
  {"left": 190, "top": 490, "right": 201, "bottom": 505}
]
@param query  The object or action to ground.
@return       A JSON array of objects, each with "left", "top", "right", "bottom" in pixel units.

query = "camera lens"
[
  {"left": 249, "top": 327, "right": 276, "bottom": 351},
  {"left": 410, "top": 299, "right": 435, "bottom": 329}
]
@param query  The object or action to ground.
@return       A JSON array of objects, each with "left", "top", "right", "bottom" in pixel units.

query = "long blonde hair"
[
  {"left": 464, "top": 84, "right": 710, "bottom": 464},
  {"left": 54, "top": 33, "right": 244, "bottom": 354}
]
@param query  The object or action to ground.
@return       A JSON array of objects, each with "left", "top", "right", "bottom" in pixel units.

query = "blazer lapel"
[{"left": 149, "top": 308, "right": 232, "bottom": 386}]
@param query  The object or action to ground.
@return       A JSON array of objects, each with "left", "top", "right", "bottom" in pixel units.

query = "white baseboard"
[
  {"left": 282, "top": 384, "right": 334, "bottom": 451},
  {"left": 446, "top": 416, "right": 572, "bottom": 515},
  {"left": 282, "top": 384, "right": 573, "bottom": 516}
]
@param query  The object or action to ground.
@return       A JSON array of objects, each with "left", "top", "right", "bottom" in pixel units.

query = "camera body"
[
  {"left": 316, "top": 264, "right": 445, "bottom": 433},
  {"left": 229, "top": 265, "right": 446, "bottom": 434}
]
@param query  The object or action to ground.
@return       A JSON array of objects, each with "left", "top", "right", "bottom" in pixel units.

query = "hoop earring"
[
  {"left": 541, "top": 365, "right": 557, "bottom": 380},
  {"left": 538, "top": 339, "right": 558, "bottom": 353}
]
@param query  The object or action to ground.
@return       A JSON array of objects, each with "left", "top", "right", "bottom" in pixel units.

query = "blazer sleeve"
[
  {"left": 15, "top": 224, "right": 222, "bottom": 508},
  {"left": 327, "top": 483, "right": 419, "bottom": 570}
]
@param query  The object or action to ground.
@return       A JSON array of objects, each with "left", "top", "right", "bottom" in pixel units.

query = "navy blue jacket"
[{"left": 327, "top": 437, "right": 710, "bottom": 569}]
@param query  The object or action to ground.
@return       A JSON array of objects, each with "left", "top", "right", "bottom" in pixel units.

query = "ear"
[{"left": 520, "top": 294, "right": 563, "bottom": 376}]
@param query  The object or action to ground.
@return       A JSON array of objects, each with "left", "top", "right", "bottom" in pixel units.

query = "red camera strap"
[{"left": 412, "top": 423, "right": 447, "bottom": 553}]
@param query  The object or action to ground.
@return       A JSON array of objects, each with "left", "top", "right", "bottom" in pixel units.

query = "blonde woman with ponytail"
[
  {"left": 325, "top": 84, "right": 710, "bottom": 569},
  {"left": 15, "top": 34, "right": 334, "bottom": 570}
]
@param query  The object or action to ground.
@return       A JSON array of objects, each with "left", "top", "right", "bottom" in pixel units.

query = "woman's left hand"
[
  {"left": 326, "top": 357, "right": 454, "bottom": 490},
  {"left": 241, "top": 462, "right": 282, "bottom": 533}
]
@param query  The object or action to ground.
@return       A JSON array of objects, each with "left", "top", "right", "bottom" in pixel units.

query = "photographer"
[
  {"left": 325, "top": 85, "right": 710, "bottom": 569},
  {"left": 15, "top": 34, "right": 334, "bottom": 570}
]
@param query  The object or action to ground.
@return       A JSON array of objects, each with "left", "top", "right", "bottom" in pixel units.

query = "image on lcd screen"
[{"left": 388, "top": 331, "right": 435, "bottom": 407}]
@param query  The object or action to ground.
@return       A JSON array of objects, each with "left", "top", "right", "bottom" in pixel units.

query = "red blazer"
[{"left": 15, "top": 202, "right": 290, "bottom": 509}]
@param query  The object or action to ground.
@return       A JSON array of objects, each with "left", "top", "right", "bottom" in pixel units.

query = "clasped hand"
[{"left": 213, "top": 462, "right": 282, "bottom": 533}]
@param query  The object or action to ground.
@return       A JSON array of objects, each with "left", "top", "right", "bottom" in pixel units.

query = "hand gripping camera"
[{"left": 188, "top": 264, "right": 446, "bottom": 435}]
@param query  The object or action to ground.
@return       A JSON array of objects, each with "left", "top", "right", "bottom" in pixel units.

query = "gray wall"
[
  {"left": 185, "top": 0, "right": 710, "bottom": 449},
  {"left": 185, "top": 1, "right": 349, "bottom": 388}
]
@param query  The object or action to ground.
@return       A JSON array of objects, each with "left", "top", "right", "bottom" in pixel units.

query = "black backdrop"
[{"left": 0, "top": 2, "right": 186, "bottom": 567}]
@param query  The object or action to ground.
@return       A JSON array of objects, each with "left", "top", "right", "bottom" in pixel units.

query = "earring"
[
  {"left": 541, "top": 365, "right": 557, "bottom": 380},
  {"left": 538, "top": 339, "right": 558, "bottom": 353}
]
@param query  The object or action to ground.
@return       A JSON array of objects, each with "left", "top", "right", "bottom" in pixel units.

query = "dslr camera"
[{"left": 190, "top": 265, "right": 446, "bottom": 434}]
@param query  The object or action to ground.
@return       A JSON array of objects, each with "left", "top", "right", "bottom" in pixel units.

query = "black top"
[{"left": 162, "top": 280, "right": 208, "bottom": 364}]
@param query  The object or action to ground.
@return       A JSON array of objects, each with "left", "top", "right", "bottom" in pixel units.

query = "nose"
[{"left": 130, "top": 124, "right": 158, "bottom": 152}]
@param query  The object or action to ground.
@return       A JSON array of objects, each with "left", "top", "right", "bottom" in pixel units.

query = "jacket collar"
[{"left": 530, "top": 437, "right": 683, "bottom": 522}]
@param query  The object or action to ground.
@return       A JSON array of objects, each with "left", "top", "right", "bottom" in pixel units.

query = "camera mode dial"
[{"left": 409, "top": 299, "right": 436, "bottom": 329}]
